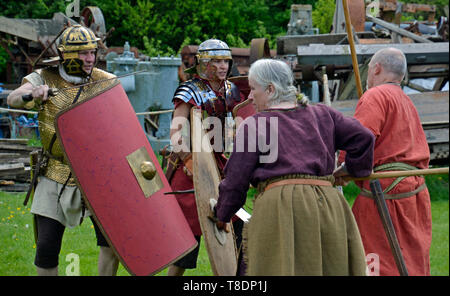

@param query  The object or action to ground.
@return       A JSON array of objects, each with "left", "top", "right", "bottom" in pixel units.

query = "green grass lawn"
[{"left": 0, "top": 174, "right": 447, "bottom": 276}]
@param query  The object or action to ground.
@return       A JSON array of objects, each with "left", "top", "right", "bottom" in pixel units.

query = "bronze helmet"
[
  {"left": 186, "top": 39, "right": 233, "bottom": 79},
  {"left": 57, "top": 25, "right": 100, "bottom": 77}
]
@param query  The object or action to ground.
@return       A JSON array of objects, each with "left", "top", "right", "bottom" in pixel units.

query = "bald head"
[
  {"left": 370, "top": 48, "right": 407, "bottom": 79},
  {"left": 366, "top": 48, "right": 407, "bottom": 89}
]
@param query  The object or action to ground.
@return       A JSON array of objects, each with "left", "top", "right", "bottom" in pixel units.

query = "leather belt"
[
  {"left": 360, "top": 182, "right": 427, "bottom": 200},
  {"left": 264, "top": 178, "right": 332, "bottom": 192}
]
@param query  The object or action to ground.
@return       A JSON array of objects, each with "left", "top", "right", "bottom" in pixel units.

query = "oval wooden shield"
[
  {"left": 191, "top": 108, "right": 238, "bottom": 276},
  {"left": 55, "top": 82, "right": 197, "bottom": 276}
]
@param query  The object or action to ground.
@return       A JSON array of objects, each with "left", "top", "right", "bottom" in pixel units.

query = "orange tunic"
[{"left": 340, "top": 83, "right": 432, "bottom": 276}]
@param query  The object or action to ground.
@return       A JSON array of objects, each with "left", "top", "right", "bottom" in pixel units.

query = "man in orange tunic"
[{"left": 336, "top": 47, "right": 431, "bottom": 276}]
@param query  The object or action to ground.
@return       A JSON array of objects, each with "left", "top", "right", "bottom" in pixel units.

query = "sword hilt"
[{"left": 22, "top": 88, "right": 58, "bottom": 102}]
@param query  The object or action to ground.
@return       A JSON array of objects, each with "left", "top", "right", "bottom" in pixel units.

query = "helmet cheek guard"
[{"left": 61, "top": 52, "right": 86, "bottom": 76}]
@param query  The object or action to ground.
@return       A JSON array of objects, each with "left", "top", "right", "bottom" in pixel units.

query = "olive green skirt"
[{"left": 244, "top": 175, "right": 367, "bottom": 276}]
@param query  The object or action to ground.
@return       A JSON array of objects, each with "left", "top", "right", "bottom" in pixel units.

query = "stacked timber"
[
  {"left": 0, "top": 138, "right": 40, "bottom": 192},
  {"left": 331, "top": 91, "right": 449, "bottom": 165}
]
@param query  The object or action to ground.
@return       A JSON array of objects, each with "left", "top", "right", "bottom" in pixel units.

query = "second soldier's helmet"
[
  {"left": 188, "top": 39, "right": 233, "bottom": 79},
  {"left": 57, "top": 24, "right": 100, "bottom": 77}
]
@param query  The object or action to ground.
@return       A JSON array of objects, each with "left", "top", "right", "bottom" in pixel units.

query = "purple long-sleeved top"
[{"left": 216, "top": 104, "right": 375, "bottom": 222}]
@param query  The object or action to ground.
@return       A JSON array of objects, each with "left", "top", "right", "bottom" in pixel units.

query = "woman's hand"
[{"left": 333, "top": 163, "right": 350, "bottom": 186}]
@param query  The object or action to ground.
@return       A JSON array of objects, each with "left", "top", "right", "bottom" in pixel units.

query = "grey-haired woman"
[{"left": 214, "top": 59, "right": 375, "bottom": 275}]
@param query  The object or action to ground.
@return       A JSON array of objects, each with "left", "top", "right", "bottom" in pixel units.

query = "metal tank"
[{"left": 107, "top": 42, "right": 180, "bottom": 152}]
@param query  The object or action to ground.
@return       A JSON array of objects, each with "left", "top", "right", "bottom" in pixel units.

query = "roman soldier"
[
  {"left": 166, "top": 39, "right": 245, "bottom": 275},
  {"left": 7, "top": 24, "right": 119, "bottom": 276}
]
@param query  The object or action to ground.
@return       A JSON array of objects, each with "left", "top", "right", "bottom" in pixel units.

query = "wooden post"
[{"left": 342, "top": 0, "right": 364, "bottom": 98}]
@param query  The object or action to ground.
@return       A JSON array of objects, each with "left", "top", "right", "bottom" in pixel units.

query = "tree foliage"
[
  {"left": 0, "top": 0, "right": 335, "bottom": 53},
  {"left": 0, "top": 0, "right": 447, "bottom": 56},
  {"left": 312, "top": 0, "right": 336, "bottom": 34}
]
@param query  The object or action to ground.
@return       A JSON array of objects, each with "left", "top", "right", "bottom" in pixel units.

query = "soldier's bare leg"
[
  {"left": 36, "top": 266, "right": 58, "bottom": 276},
  {"left": 167, "top": 265, "right": 186, "bottom": 276},
  {"left": 98, "top": 246, "right": 119, "bottom": 276}
]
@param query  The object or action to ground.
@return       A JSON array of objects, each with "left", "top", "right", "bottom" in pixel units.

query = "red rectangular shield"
[{"left": 55, "top": 82, "right": 197, "bottom": 276}]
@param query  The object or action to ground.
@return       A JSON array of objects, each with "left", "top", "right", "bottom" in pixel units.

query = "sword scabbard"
[
  {"left": 24, "top": 149, "right": 44, "bottom": 206},
  {"left": 370, "top": 179, "right": 409, "bottom": 276}
]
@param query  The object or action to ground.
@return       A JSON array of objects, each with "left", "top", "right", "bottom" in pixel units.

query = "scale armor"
[
  {"left": 173, "top": 77, "right": 241, "bottom": 119},
  {"left": 23, "top": 67, "right": 116, "bottom": 185}
]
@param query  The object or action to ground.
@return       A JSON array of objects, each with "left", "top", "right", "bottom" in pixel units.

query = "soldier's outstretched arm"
[{"left": 7, "top": 82, "right": 49, "bottom": 108}]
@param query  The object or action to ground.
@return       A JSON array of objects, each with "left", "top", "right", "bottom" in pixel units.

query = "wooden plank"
[
  {"left": 0, "top": 16, "right": 38, "bottom": 41},
  {"left": 0, "top": 182, "right": 29, "bottom": 192},
  {"left": 0, "top": 163, "right": 24, "bottom": 170},
  {"left": 0, "top": 153, "right": 30, "bottom": 165},
  {"left": 430, "top": 151, "right": 449, "bottom": 160},
  {"left": 0, "top": 166, "right": 30, "bottom": 182},
  {"left": 0, "top": 163, "right": 25, "bottom": 178},
  {"left": 409, "top": 92, "right": 450, "bottom": 123},
  {"left": 0, "top": 138, "right": 29, "bottom": 145},
  {"left": 330, "top": 91, "right": 449, "bottom": 162},
  {"left": 0, "top": 153, "right": 22, "bottom": 159},
  {"left": 424, "top": 129, "right": 449, "bottom": 144},
  {"left": 277, "top": 32, "right": 375, "bottom": 55},
  {"left": 0, "top": 144, "right": 36, "bottom": 152},
  {"left": 331, "top": 91, "right": 449, "bottom": 124},
  {"left": 296, "top": 42, "right": 449, "bottom": 66},
  {"left": 4, "top": 157, "right": 30, "bottom": 165}
]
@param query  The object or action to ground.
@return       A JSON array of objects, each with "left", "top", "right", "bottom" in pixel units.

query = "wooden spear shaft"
[
  {"left": 342, "top": 0, "right": 364, "bottom": 98},
  {"left": 349, "top": 167, "right": 449, "bottom": 181}
]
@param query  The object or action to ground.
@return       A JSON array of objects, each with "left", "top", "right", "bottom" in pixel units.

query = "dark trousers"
[{"left": 34, "top": 215, "right": 108, "bottom": 268}]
